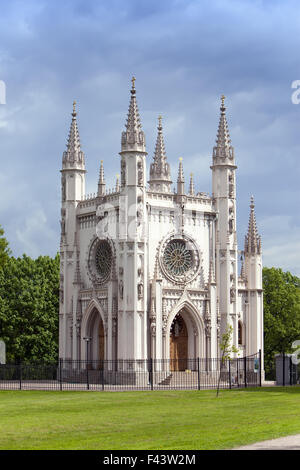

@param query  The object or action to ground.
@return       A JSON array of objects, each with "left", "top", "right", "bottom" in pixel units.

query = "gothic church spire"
[
  {"left": 149, "top": 116, "right": 172, "bottom": 192},
  {"left": 212, "top": 95, "right": 235, "bottom": 163},
  {"left": 244, "top": 196, "right": 261, "bottom": 254},
  {"left": 121, "top": 77, "right": 146, "bottom": 153},
  {"left": 62, "top": 101, "right": 85, "bottom": 170}
]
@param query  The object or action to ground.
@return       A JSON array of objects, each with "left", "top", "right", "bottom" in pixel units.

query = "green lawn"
[{"left": 0, "top": 387, "right": 300, "bottom": 450}]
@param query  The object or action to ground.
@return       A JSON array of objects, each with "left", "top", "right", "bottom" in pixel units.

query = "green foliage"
[
  {"left": 263, "top": 267, "right": 300, "bottom": 379},
  {"left": 0, "top": 225, "right": 10, "bottom": 269},
  {"left": 219, "top": 324, "right": 239, "bottom": 362},
  {"left": 0, "top": 253, "right": 60, "bottom": 362},
  {"left": 217, "top": 324, "right": 239, "bottom": 397}
]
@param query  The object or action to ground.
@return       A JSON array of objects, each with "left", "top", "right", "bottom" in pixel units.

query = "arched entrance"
[
  {"left": 170, "top": 313, "right": 188, "bottom": 371},
  {"left": 82, "top": 306, "right": 106, "bottom": 368}
]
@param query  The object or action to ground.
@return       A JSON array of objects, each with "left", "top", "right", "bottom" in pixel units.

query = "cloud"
[
  {"left": 15, "top": 206, "right": 58, "bottom": 258},
  {"left": 0, "top": 0, "right": 299, "bottom": 276}
]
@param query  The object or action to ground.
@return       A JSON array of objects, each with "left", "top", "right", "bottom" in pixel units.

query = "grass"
[{"left": 0, "top": 387, "right": 300, "bottom": 450}]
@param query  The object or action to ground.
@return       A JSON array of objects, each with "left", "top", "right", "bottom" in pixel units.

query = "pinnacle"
[
  {"left": 216, "top": 95, "right": 231, "bottom": 148},
  {"left": 245, "top": 196, "right": 261, "bottom": 254},
  {"left": 115, "top": 174, "right": 120, "bottom": 192},
  {"left": 213, "top": 95, "right": 234, "bottom": 161},
  {"left": 99, "top": 160, "right": 105, "bottom": 184},
  {"left": 189, "top": 173, "right": 195, "bottom": 196},
  {"left": 149, "top": 115, "right": 172, "bottom": 190},
  {"left": 177, "top": 157, "right": 184, "bottom": 182},
  {"left": 62, "top": 101, "right": 85, "bottom": 169},
  {"left": 98, "top": 160, "right": 106, "bottom": 196},
  {"left": 121, "top": 77, "right": 145, "bottom": 152}
]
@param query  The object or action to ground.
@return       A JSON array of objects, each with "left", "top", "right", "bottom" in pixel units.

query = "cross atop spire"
[
  {"left": 149, "top": 115, "right": 172, "bottom": 192},
  {"left": 62, "top": 101, "right": 85, "bottom": 169},
  {"left": 121, "top": 77, "right": 146, "bottom": 153},
  {"left": 244, "top": 196, "right": 261, "bottom": 254}
]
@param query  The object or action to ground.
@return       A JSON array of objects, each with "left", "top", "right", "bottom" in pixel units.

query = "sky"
[{"left": 0, "top": 0, "right": 299, "bottom": 275}]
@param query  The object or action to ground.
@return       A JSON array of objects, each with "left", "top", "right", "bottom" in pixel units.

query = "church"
[{"left": 59, "top": 78, "right": 263, "bottom": 368}]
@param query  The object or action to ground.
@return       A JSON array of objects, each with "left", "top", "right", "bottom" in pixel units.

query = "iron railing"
[{"left": 0, "top": 352, "right": 262, "bottom": 391}]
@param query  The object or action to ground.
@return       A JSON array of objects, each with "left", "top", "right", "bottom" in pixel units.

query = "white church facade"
[{"left": 59, "top": 79, "right": 263, "bottom": 368}]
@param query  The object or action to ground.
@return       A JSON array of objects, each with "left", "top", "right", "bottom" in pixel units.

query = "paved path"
[{"left": 234, "top": 434, "right": 300, "bottom": 450}]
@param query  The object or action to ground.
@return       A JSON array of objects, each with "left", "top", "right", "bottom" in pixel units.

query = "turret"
[
  {"left": 244, "top": 196, "right": 262, "bottom": 289},
  {"left": 60, "top": 101, "right": 86, "bottom": 360},
  {"left": 244, "top": 196, "right": 263, "bottom": 358},
  {"left": 118, "top": 77, "right": 148, "bottom": 360},
  {"left": 211, "top": 96, "right": 238, "bottom": 349}
]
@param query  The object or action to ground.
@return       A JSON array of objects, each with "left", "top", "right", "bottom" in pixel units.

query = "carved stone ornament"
[
  {"left": 119, "top": 280, "right": 124, "bottom": 299},
  {"left": 138, "top": 282, "right": 143, "bottom": 299}
]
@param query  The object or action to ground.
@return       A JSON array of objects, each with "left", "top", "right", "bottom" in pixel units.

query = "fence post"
[
  {"left": 86, "top": 361, "right": 89, "bottom": 391},
  {"left": 283, "top": 352, "right": 285, "bottom": 387},
  {"left": 101, "top": 361, "right": 105, "bottom": 391},
  {"left": 259, "top": 349, "right": 262, "bottom": 387},
  {"left": 150, "top": 358, "right": 153, "bottom": 391},
  {"left": 19, "top": 361, "right": 22, "bottom": 391},
  {"left": 59, "top": 358, "right": 63, "bottom": 391},
  {"left": 197, "top": 357, "right": 201, "bottom": 390},
  {"left": 244, "top": 356, "right": 247, "bottom": 388},
  {"left": 229, "top": 359, "right": 231, "bottom": 389}
]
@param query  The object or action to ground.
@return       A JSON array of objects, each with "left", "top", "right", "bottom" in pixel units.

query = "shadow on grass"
[{"left": 228, "top": 385, "right": 300, "bottom": 394}]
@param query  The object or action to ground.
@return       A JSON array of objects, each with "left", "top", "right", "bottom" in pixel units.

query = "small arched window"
[{"left": 238, "top": 321, "right": 243, "bottom": 346}]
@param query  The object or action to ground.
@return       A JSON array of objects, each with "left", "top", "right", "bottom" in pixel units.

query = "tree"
[
  {"left": 263, "top": 267, "right": 300, "bottom": 379},
  {"left": 0, "top": 225, "right": 10, "bottom": 268},
  {"left": 0, "top": 253, "right": 60, "bottom": 362},
  {"left": 216, "top": 324, "right": 239, "bottom": 397}
]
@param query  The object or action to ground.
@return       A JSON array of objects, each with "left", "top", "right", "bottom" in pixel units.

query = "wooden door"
[
  {"left": 170, "top": 314, "right": 188, "bottom": 371},
  {"left": 98, "top": 318, "right": 105, "bottom": 368}
]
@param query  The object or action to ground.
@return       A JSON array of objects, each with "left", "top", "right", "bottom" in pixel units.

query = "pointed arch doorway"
[
  {"left": 170, "top": 312, "right": 188, "bottom": 371},
  {"left": 82, "top": 306, "right": 105, "bottom": 368}
]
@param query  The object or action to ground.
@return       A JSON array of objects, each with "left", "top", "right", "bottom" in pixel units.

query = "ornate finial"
[
  {"left": 250, "top": 195, "right": 255, "bottom": 209},
  {"left": 221, "top": 94, "right": 226, "bottom": 107},
  {"left": 179, "top": 157, "right": 183, "bottom": 161},
  {"left": 158, "top": 115, "right": 162, "bottom": 127},
  {"left": 131, "top": 76, "right": 136, "bottom": 90},
  {"left": 72, "top": 100, "right": 77, "bottom": 117}
]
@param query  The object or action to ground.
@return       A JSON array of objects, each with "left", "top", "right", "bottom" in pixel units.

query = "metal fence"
[
  {"left": 275, "top": 353, "right": 300, "bottom": 386},
  {"left": 0, "top": 353, "right": 262, "bottom": 391}
]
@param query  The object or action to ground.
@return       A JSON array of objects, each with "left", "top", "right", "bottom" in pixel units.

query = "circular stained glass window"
[
  {"left": 163, "top": 239, "right": 193, "bottom": 277},
  {"left": 95, "top": 240, "right": 112, "bottom": 280}
]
